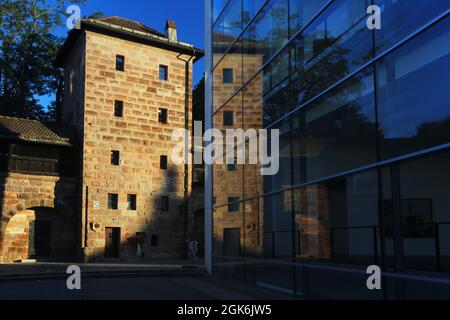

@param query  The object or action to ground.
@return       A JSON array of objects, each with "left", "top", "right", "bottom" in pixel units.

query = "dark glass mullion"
[{"left": 370, "top": 0, "right": 388, "bottom": 300}]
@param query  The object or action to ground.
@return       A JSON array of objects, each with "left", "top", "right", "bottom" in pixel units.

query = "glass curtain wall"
[{"left": 210, "top": 0, "right": 450, "bottom": 299}]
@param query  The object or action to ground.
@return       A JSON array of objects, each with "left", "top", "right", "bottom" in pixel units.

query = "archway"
[{"left": 1, "top": 206, "right": 74, "bottom": 262}]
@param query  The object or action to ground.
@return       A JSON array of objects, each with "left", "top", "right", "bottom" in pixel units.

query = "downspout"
[{"left": 177, "top": 51, "right": 196, "bottom": 246}]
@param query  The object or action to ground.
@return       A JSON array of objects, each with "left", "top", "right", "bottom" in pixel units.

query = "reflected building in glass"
[{"left": 205, "top": 0, "right": 450, "bottom": 299}]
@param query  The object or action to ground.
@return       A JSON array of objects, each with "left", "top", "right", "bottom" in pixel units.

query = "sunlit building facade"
[{"left": 205, "top": 0, "right": 450, "bottom": 299}]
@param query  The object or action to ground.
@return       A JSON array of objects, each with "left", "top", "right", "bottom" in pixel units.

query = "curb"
[{"left": 0, "top": 268, "right": 207, "bottom": 282}]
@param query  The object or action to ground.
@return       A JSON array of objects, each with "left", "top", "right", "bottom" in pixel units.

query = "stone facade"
[
  {"left": 59, "top": 22, "right": 202, "bottom": 261},
  {"left": 0, "top": 173, "right": 77, "bottom": 262}
]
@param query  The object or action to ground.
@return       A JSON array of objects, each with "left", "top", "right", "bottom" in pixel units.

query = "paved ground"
[
  {"left": 0, "top": 275, "right": 294, "bottom": 300},
  {"left": 0, "top": 259, "right": 205, "bottom": 276},
  {"left": 0, "top": 260, "right": 292, "bottom": 300}
]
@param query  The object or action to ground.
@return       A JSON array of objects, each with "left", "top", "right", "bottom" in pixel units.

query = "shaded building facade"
[{"left": 206, "top": 0, "right": 450, "bottom": 299}]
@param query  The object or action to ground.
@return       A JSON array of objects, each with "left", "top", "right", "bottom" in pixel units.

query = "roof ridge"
[{"left": 92, "top": 16, "right": 165, "bottom": 37}]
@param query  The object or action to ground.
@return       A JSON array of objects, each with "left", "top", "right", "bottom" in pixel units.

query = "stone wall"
[
  {"left": 0, "top": 173, "right": 77, "bottom": 262},
  {"left": 75, "top": 30, "right": 195, "bottom": 260}
]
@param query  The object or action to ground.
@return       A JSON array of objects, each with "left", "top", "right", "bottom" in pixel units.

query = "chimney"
[{"left": 165, "top": 19, "right": 177, "bottom": 42}]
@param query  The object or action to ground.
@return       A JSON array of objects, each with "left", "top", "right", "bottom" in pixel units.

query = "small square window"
[
  {"left": 127, "top": 194, "right": 137, "bottom": 210},
  {"left": 114, "top": 100, "right": 124, "bottom": 117},
  {"left": 223, "top": 111, "right": 234, "bottom": 126},
  {"left": 227, "top": 159, "right": 237, "bottom": 171},
  {"left": 158, "top": 108, "right": 168, "bottom": 124},
  {"left": 116, "top": 55, "right": 125, "bottom": 71},
  {"left": 111, "top": 150, "right": 120, "bottom": 166},
  {"left": 228, "top": 197, "right": 240, "bottom": 212},
  {"left": 159, "top": 65, "right": 168, "bottom": 81},
  {"left": 160, "top": 155, "right": 168, "bottom": 169},
  {"left": 223, "top": 68, "right": 234, "bottom": 84},
  {"left": 151, "top": 235, "right": 159, "bottom": 247},
  {"left": 108, "top": 193, "right": 118, "bottom": 210},
  {"left": 161, "top": 196, "right": 169, "bottom": 211}
]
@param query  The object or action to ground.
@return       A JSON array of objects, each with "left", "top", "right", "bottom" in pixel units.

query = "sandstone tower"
[{"left": 56, "top": 17, "right": 203, "bottom": 260}]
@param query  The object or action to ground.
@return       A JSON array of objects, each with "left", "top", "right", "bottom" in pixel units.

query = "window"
[
  {"left": 116, "top": 55, "right": 125, "bottom": 71},
  {"left": 111, "top": 150, "right": 120, "bottom": 166},
  {"left": 228, "top": 197, "right": 240, "bottom": 212},
  {"left": 227, "top": 159, "right": 236, "bottom": 171},
  {"left": 223, "top": 68, "right": 234, "bottom": 83},
  {"left": 151, "top": 235, "right": 159, "bottom": 247},
  {"left": 158, "top": 108, "right": 168, "bottom": 124},
  {"left": 223, "top": 111, "right": 234, "bottom": 126},
  {"left": 160, "top": 155, "right": 168, "bottom": 169},
  {"left": 161, "top": 196, "right": 169, "bottom": 211},
  {"left": 108, "top": 193, "right": 118, "bottom": 210},
  {"left": 114, "top": 100, "right": 124, "bottom": 117},
  {"left": 159, "top": 65, "right": 168, "bottom": 81},
  {"left": 127, "top": 194, "right": 137, "bottom": 210}
]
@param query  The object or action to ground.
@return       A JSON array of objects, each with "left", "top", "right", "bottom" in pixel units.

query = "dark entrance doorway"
[
  {"left": 105, "top": 227, "right": 120, "bottom": 258},
  {"left": 223, "top": 228, "right": 241, "bottom": 257},
  {"left": 29, "top": 220, "right": 51, "bottom": 258}
]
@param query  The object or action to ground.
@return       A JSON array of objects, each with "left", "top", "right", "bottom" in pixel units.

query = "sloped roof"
[
  {"left": 95, "top": 16, "right": 166, "bottom": 37},
  {"left": 56, "top": 16, "right": 204, "bottom": 67},
  {"left": 0, "top": 116, "right": 71, "bottom": 146}
]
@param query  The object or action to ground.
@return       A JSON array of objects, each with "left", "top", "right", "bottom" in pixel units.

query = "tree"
[
  {"left": 0, "top": 0, "right": 85, "bottom": 122},
  {"left": 193, "top": 76, "right": 205, "bottom": 132}
]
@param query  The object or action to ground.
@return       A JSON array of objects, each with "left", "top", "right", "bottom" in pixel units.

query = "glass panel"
[
  {"left": 377, "top": 17, "right": 450, "bottom": 160},
  {"left": 213, "top": 203, "right": 246, "bottom": 283},
  {"left": 374, "top": 0, "right": 449, "bottom": 53},
  {"left": 243, "top": 0, "right": 266, "bottom": 25},
  {"left": 243, "top": 137, "right": 264, "bottom": 199},
  {"left": 213, "top": 0, "right": 230, "bottom": 23},
  {"left": 213, "top": 41, "right": 243, "bottom": 111},
  {"left": 290, "top": 0, "right": 372, "bottom": 107},
  {"left": 263, "top": 119, "right": 291, "bottom": 194},
  {"left": 293, "top": 170, "right": 380, "bottom": 265},
  {"left": 288, "top": 0, "right": 328, "bottom": 37},
  {"left": 262, "top": 49, "right": 290, "bottom": 126},
  {"left": 292, "top": 69, "right": 377, "bottom": 183},
  {"left": 213, "top": 0, "right": 242, "bottom": 67},
  {"left": 398, "top": 151, "right": 450, "bottom": 272},
  {"left": 241, "top": 0, "right": 289, "bottom": 83}
]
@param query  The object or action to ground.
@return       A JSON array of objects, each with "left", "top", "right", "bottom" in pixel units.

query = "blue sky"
[{"left": 39, "top": 0, "right": 205, "bottom": 109}]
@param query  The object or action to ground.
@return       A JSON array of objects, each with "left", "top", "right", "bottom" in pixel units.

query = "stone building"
[
  {"left": 0, "top": 116, "right": 77, "bottom": 262},
  {"left": 0, "top": 16, "right": 204, "bottom": 263}
]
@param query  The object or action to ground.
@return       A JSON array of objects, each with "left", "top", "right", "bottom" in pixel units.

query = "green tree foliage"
[
  {"left": 193, "top": 76, "right": 205, "bottom": 133},
  {"left": 0, "top": 0, "right": 85, "bottom": 122}
]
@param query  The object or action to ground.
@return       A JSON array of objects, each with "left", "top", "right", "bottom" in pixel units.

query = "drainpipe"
[
  {"left": 83, "top": 186, "right": 89, "bottom": 262},
  {"left": 177, "top": 52, "right": 195, "bottom": 246}
]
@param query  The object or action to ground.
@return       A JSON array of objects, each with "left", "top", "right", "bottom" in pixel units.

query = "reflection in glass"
[
  {"left": 293, "top": 170, "right": 379, "bottom": 264},
  {"left": 213, "top": 42, "right": 243, "bottom": 111},
  {"left": 374, "top": 0, "right": 449, "bottom": 54},
  {"left": 292, "top": 69, "right": 377, "bottom": 183},
  {"left": 242, "top": 0, "right": 289, "bottom": 83},
  {"left": 377, "top": 17, "right": 450, "bottom": 160},
  {"left": 290, "top": 0, "right": 372, "bottom": 106},
  {"left": 213, "top": 0, "right": 242, "bottom": 66}
]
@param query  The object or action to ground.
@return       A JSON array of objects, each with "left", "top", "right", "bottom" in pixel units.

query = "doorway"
[
  {"left": 29, "top": 220, "right": 51, "bottom": 258},
  {"left": 223, "top": 228, "right": 241, "bottom": 257},
  {"left": 105, "top": 227, "right": 120, "bottom": 258}
]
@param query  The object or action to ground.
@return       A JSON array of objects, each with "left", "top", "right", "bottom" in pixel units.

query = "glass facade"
[{"left": 208, "top": 0, "right": 450, "bottom": 299}]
